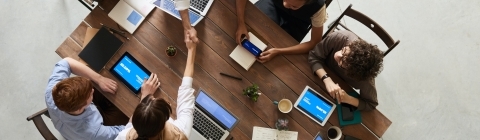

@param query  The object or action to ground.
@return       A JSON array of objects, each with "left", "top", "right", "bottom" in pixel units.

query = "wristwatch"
[{"left": 321, "top": 74, "right": 329, "bottom": 81}]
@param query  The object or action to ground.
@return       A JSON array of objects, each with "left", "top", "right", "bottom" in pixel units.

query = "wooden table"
[{"left": 56, "top": 0, "right": 391, "bottom": 139}]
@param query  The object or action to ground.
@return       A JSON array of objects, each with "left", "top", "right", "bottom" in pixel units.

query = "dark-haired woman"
[{"left": 115, "top": 41, "right": 198, "bottom": 140}]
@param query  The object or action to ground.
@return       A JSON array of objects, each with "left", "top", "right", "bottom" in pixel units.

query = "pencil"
[{"left": 220, "top": 73, "right": 242, "bottom": 80}]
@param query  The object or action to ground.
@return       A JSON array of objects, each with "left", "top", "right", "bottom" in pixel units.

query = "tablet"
[
  {"left": 294, "top": 86, "right": 336, "bottom": 126},
  {"left": 110, "top": 52, "right": 151, "bottom": 94}
]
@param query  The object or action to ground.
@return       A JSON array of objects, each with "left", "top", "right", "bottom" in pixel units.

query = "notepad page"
[
  {"left": 252, "top": 126, "right": 298, "bottom": 140},
  {"left": 229, "top": 32, "right": 267, "bottom": 70}
]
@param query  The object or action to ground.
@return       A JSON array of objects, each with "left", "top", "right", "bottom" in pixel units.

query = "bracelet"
[{"left": 321, "top": 74, "right": 329, "bottom": 81}]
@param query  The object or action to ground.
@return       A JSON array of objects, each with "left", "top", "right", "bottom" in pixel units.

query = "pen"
[
  {"left": 100, "top": 23, "right": 130, "bottom": 40},
  {"left": 220, "top": 72, "right": 242, "bottom": 80}
]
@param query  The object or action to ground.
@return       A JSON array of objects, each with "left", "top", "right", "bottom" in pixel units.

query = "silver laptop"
[
  {"left": 190, "top": 89, "right": 239, "bottom": 140},
  {"left": 152, "top": 0, "right": 214, "bottom": 26}
]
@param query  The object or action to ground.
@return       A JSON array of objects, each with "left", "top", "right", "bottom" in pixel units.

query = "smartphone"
[
  {"left": 341, "top": 103, "right": 354, "bottom": 121},
  {"left": 313, "top": 131, "right": 324, "bottom": 140},
  {"left": 240, "top": 36, "right": 262, "bottom": 57}
]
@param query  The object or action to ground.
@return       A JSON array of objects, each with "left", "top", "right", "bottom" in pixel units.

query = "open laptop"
[
  {"left": 152, "top": 0, "right": 214, "bottom": 26},
  {"left": 190, "top": 89, "right": 238, "bottom": 140}
]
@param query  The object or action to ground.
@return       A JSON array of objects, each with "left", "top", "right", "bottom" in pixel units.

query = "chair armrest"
[{"left": 26, "top": 108, "right": 48, "bottom": 121}]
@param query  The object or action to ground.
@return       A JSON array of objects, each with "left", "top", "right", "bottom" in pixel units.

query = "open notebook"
[
  {"left": 229, "top": 32, "right": 267, "bottom": 71},
  {"left": 108, "top": 0, "right": 155, "bottom": 34}
]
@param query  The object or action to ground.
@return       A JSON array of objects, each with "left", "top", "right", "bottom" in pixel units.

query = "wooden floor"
[{"left": 55, "top": 0, "right": 391, "bottom": 139}]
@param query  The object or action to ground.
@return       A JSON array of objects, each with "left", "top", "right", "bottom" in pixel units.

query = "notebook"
[
  {"left": 229, "top": 32, "right": 267, "bottom": 70},
  {"left": 78, "top": 27, "right": 123, "bottom": 72},
  {"left": 190, "top": 89, "right": 239, "bottom": 140},
  {"left": 336, "top": 92, "right": 362, "bottom": 127},
  {"left": 294, "top": 86, "right": 337, "bottom": 126},
  {"left": 108, "top": 0, "right": 155, "bottom": 34},
  {"left": 152, "top": 0, "right": 214, "bottom": 26},
  {"left": 252, "top": 126, "right": 298, "bottom": 140}
]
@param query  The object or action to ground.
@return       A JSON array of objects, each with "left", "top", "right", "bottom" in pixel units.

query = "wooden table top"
[{"left": 55, "top": 0, "right": 391, "bottom": 139}]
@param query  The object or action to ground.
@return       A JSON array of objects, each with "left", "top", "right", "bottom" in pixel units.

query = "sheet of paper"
[
  {"left": 252, "top": 126, "right": 298, "bottom": 140},
  {"left": 83, "top": 27, "right": 99, "bottom": 47}
]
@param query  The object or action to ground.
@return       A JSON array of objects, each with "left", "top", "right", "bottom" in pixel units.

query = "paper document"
[
  {"left": 229, "top": 32, "right": 267, "bottom": 71},
  {"left": 252, "top": 126, "right": 298, "bottom": 140}
]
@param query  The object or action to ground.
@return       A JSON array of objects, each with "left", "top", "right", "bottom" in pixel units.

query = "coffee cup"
[
  {"left": 273, "top": 99, "right": 293, "bottom": 113},
  {"left": 327, "top": 126, "right": 342, "bottom": 140}
]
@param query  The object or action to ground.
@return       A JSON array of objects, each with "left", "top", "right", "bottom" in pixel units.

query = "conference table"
[{"left": 56, "top": 0, "right": 391, "bottom": 139}]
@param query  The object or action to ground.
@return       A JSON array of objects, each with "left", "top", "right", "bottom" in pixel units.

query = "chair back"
[
  {"left": 323, "top": 4, "right": 400, "bottom": 56},
  {"left": 26, "top": 108, "right": 58, "bottom": 140}
]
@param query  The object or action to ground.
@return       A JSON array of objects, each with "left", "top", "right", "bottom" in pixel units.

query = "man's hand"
[
  {"left": 97, "top": 76, "right": 117, "bottom": 94},
  {"left": 140, "top": 73, "right": 161, "bottom": 99},
  {"left": 257, "top": 47, "right": 279, "bottom": 63},
  {"left": 235, "top": 24, "right": 249, "bottom": 44},
  {"left": 184, "top": 27, "right": 199, "bottom": 44}
]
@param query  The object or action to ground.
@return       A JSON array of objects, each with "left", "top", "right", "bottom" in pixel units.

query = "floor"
[{"left": 1, "top": 0, "right": 479, "bottom": 139}]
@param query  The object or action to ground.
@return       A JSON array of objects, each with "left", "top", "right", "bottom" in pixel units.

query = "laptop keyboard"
[
  {"left": 193, "top": 109, "right": 225, "bottom": 140},
  {"left": 190, "top": 0, "right": 209, "bottom": 12}
]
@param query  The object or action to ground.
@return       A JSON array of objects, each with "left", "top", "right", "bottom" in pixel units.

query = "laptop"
[
  {"left": 78, "top": 27, "right": 123, "bottom": 72},
  {"left": 152, "top": 0, "right": 214, "bottom": 26},
  {"left": 294, "top": 86, "right": 336, "bottom": 126},
  {"left": 190, "top": 89, "right": 239, "bottom": 140}
]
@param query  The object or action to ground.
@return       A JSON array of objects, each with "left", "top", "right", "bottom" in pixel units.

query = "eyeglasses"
[{"left": 338, "top": 47, "right": 348, "bottom": 69}]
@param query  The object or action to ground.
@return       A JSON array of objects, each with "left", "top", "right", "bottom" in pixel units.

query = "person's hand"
[
  {"left": 336, "top": 89, "right": 349, "bottom": 103},
  {"left": 184, "top": 27, "right": 199, "bottom": 44},
  {"left": 140, "top": 73, "right": 161, "bottom": 98},
  {"left": 186, "top": 39, "right": 197, "bottom": 51},
  {"left": 325, "top": 81, "right": 342, "bottom": 102},
  {"left": 257, "top": 47, "right": 279, "bottom": 63},
  {"left": 97, "top": 76, "right": 117, "bottom": 94},
  {"left": 235, "top": 23, "right": 249, "bottom": 44}
]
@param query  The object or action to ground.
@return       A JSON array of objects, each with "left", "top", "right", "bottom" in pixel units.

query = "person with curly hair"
[{"left": 308, "top": 30, "right": 384, "bottom": 111}]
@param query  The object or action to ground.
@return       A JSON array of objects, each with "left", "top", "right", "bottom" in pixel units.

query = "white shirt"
[
  {"left": 115, "top": 77, "right": 196, "bottom": 140},
  {"left": 174, "top": 0, "right": 190, "bottom": 10}
]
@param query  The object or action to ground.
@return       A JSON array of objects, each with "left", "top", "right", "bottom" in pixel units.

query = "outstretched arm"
[
  {"left": 184, "top": 41, "right": 197, "bottom": 77},
  {"left": 176, "top": 0, "right": 199, "bottom": 43},
  {"left": 235, "top": 0, "right": 249, "bottom": 44},
  {"left": 64, "top": 57, "right": 117, "bottom": 94}
]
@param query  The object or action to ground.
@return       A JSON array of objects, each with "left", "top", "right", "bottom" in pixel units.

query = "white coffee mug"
[
  {"left": 327, "top": 126, "right": 342, "bottom": 140},
  {"left": 277, "top": 99, "right": 293, "bottom": 113}
]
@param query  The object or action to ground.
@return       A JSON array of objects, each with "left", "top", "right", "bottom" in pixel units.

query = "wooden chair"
[
  {"left": 324, "top": 4, "right": 400, "bottom": 56},
  {"left": 26, "top": 108, "right": 58, "bottom": 140}
]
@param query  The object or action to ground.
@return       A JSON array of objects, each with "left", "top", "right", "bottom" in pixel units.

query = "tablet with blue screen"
[
  {"left": 294, "top": 86, "right": 336, "bottom": 126},
  {"left": 110, "top": 52, "right": 151, "bottom": 94}
]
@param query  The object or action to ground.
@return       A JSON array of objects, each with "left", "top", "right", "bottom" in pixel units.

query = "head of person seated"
[
  {"left": 334, "top": 39, "right": 384, "bottom": 81},
  {"left": 131, "top": 95, "right": 172, "bottom": 140},
  {"left": 283, "top": 0, "right": 317, "bottom": 10},
  {"left": 52, "top": 77, "right": 94, "bottom": 115}
]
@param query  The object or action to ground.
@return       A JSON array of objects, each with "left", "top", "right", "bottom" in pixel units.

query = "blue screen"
[
  {"left": 196, "top": 91, "right": 237, "bottom": 129},
  {"left": 298, "top": 89, "right": 334, "bottom": 123},
  {"left": 113, "top": 55, "right": 149, "bottom": 91},
  {"left": 315, "top": 134, "right": 323, "bottom": 140},
  {"left": 127, "top": 11, "right": 142, "bottom": 26},
  {"left": 241, "top": 39, "right": 262, "bottom": 57}
]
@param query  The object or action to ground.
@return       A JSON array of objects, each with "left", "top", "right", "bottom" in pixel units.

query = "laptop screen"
[
  {"left": 196, "top": 90, "right": 237, "bottom": 130},
  {"left": 297, "top": 88, "right": 334, "bottom": 123}
]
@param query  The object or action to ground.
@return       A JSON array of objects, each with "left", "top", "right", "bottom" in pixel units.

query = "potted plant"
[
  {"left": 243, "top": 84, "right": 261, "bottom": 102},
  {"left": 275, "top": 118, "right": 289, "bottom": 130},
  {"left": 165, "top": 46, "right": 177, "bottom": 57}
]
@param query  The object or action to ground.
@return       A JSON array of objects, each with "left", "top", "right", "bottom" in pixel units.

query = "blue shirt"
[{"left": 45, "top": 59, "right": 125, "bottom": 140}]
